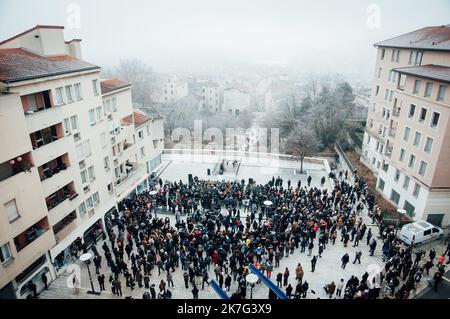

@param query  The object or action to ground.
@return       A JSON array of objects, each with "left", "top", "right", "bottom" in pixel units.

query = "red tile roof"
[
  {"left": 0, "top": 25, "right": 65, "bottom": 46},
  {"left": 100, "top": 78, "right": 131, "bottom": 94},
  {"left": 133, "top": 110, "right": 152, "bottom": 127},
  {"left": 0, "top": 48, "right": 99, "bottom": 83},
  {"left": 393, "top": 65, "right": 450, "bottom": 84},
  {"left": 375, "top": 26, "right": 450, "bottom": 51}
]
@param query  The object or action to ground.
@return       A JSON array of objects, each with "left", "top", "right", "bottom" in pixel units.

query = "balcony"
[
  {"left": 0, "top": 152, "right": 34, "bottom": 183},
  {"left": 52, "top": 211, "right": 77, "bottom": 242},
  {"left": 33, "top": 136, "right": 67, "bottom": 167},
  {"left": 21, "top": 90, "right": 53, "bottom": 116},
  {"left": 14, "top": 217, "right": 51, "bottom": 252},
  {"left": 45, "top": 182, "right": 78, "bottom": 213},
  {"left": 385, "top": 145, "right": 393, "bottom": 158},
  {"left": 30, "top": 123, "right": 65, "bottom": 161},
  {"left": 114, "top": 162, "right": 148, "bottom": 196}
]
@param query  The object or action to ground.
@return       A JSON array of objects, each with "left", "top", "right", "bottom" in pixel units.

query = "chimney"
[{"left": 65, "top": 39, "right": 83, "bottom": 59}]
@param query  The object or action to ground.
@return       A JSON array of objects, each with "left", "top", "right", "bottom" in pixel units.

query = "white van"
[{"left": 398, "top": 221, "right": 444, "bottom": 246}]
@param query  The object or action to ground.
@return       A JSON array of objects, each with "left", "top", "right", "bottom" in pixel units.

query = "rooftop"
[
  {"left": 100, "top": 78, "right": 131, "bottom": 94},
  {"left": 0, "top": 48, "right": 99, "bottom": 83},
  {"left": 375, "top": 25, "right": 450, "bottom": 51},
  {"left": 0, "top": 25, "right": 64, "bottom": 46},
  {"left": 393, "top": 64, "right": 450, "bottom": 84}
]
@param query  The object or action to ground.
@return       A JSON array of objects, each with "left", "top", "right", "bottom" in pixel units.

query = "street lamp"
[
  {"left": 79, "top": 253, "right": 100, "bottom": 295},
  {"left": 150, "top": 190, "right": 158, "bottom": 218},
  {"left": 246, "top": 273, "right": 258, "bottom": 299},
  {"left": 263, "top": 200, "right": 272, "bottom": 220}
]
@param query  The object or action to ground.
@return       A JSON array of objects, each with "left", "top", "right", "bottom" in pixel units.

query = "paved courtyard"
[{"left": 38, "top": 155, "right": 435, "bottom": 299}]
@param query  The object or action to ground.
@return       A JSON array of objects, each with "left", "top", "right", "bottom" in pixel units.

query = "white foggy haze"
[{"left": 1, "top": 0, "right": 449, "bottom": 81}]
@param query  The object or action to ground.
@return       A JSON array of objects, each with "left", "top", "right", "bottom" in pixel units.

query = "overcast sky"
[{"left": 0, "top": 0, "right": 449, "bottom": 77}]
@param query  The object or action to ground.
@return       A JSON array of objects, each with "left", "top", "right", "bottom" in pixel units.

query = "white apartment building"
[
  {"left": 361, "top": 25, "right": 450, "bottom": 227},
  {"left": 0, "top": 25, "right": 164, "bottom": 298},
  {"left": 200, "top": 82, "right": 221, "bottom": 112},
  {"left": 223, "top": 87, "right": 251, "bottom": 116},
  {"left": 162, "top": 78, "right": 188, "bottom": 104}
]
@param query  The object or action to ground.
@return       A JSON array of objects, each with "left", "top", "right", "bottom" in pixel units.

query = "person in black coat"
[
  {"left": 98, "top": 274, "right": 105, "bottom": 291},
  {"left": 286, "top": 284, "right": 293, "bottom": 299},
  {"left": 341, "top": 253, "right": 350, "bottom": 269},
  {"left": 41, "top": 272, "right": 48, "bottom": 290}
]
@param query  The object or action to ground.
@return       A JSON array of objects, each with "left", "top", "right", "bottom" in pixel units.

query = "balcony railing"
[
  {"left": 0, "top": 153, "right": 33, "bottom": 183},
  {"left": 114, "top": 162, "right": 147, "bottom": 196}
]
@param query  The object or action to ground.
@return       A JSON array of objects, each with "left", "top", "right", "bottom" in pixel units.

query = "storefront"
[{"left": 83, "top": 219, "right": 105, "bottom": 249}]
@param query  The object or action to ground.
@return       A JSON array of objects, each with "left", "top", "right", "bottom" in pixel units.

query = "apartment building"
[
  {"left": 223, "top": 87, "right": 251, "bottom": 116},
  {"left": 162, "top": 78, "right": 188, "bottom": 104},
  {"left": 200, "top": 82, "right": 221, "bottom": 112},
  {"left": 0, "top": 25, "right": 164, "bottom": 298},
  {"left": 361, "top": 25, "right": 450, "bottom": 227}
]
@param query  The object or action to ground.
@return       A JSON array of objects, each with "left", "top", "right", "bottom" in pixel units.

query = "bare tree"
[
  {"left": 285, "top": 121, "right": 322, "bottom": 173},
  {"left": 102, "top": 59, "right": 156, "bottom": 106}
]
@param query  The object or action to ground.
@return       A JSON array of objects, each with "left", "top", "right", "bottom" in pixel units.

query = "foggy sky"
[{"left": 1, "top": 0, "right": 449, "bottom": 78}]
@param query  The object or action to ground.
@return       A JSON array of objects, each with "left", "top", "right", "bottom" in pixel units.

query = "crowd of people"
[{"left": 38, "top": 166, "right": 448, "bottom": 300}]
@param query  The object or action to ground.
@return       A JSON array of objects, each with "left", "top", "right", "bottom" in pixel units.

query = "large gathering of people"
[{"left": 36, "top": 166, "right": 449, "bottom": 299}]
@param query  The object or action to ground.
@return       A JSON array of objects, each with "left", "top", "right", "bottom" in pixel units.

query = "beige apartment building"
[
  {"left": 0, "top": 25, "right": 164, "bottom": 298},
  {"left": 361, "top": 25, "right": 450, "bottom": 227}
]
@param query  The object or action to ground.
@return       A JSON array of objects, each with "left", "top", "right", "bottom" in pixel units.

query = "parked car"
[{"left": 397, "top": 221, "right": 443, "bottom": 246}]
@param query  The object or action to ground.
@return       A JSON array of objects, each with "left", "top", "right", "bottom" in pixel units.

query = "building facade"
[
  {"left": 223, "top": 87, "right": 251, "bottom": 116},
  {"left": 0, "top": 25, "right": 164, "bottom": 298},
  {"left": 361, "top": 26, "right": 450, "bottom": 227},
  {"left": 162, "top": 78, "right": 188, "bottom": 104}
]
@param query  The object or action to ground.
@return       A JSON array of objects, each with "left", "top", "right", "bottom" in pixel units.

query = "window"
[
  {"left": 79, "top": 202, "right": 86, "bottom": 214},
  {"left": 375, "top": 85, "right": 379, "bottom": 96},
  {"left": 408, "top": 154, "right": 416, "bottom": 168},
  {"left": 88, "top": 166, "right": 95, "bottom": 180},
  {"left": 92, "top": 192, "right": 99, "bottom": 204},
  {"left": 396, "top": 50, "right": 401, "bottom": 62},
  {"left": 413, "top": 183, "right": 420, "bottom": 198},
  {"left": 418, "top": 161, "right": 427, "bottom": 176},
  {"left": 55, "top": 87, "right": 64, "bottom": 105},
  {"left": 104, "top": 156, "right": 110, "bottom": 170},
  {"left": 76, "top": 143, "right": 83, "bottom": 159},
  {"left": 430, "top": 112, "right": 440, "bottom": 128},
  {"left": 391, "top": 49, "right": 396, "bottom": 62},
  {"left": 83, "top": 140, "right": 91, "bottom": 157},
  {"left": 424, "top": 229, "right": 431, "bottom": 236},
  {"left": 415, "top": 51, "right": 423, "bottom": 65},
  {"left": 424, "top": 137, "right": 433, "bottom": 154},
  {"left": 384, "top": 89, "right": 389, "bottom": 100},
  {"left": 107, "top": 183, "right": 113, "bottom": 193},
  {"left": 399, "top": 148, "right": 406, "bottom": 162},
  {"left": 65, "top": 85, "right": 73, "bottom": 102},
  {"left": 0, "top": 243, "right": 12, "bottom": 264},
  {"left": 390, "top": 189, "right": 400, "bottom": 205},
  {"left": 100, "top": 132, "right": 106, "bottom": 148},
  {"left": 408, "top": 104, "right": 416, "bottom": 118},
  {"left": 413, "top": 131, "right": 421, "bottom": 147},
  {"left": 105, "top": 100, "right": 112, "bottom": 114},
  {"left": 112, "top": 98, "right": 117, "bottom": 112},
  {"left": 89, "top": 109, "right": 96, "bottom": 125},
  {"left": 153, "top": 139, "right": 159, "bottom": 148},
  {"left": 419, "top": 107, "right": 427, "bottom": 123},
  {"left": 96, "top": 106, "right": 102, "bottom": 121},
  {"left": 424, "top": 82, "right": 433, "bottom": 97},
  {"left": 408, "top": 50, "right": 414, "bottom": 64},
  {"left": 381, "top": 48, "right": 385, "bottom": 60},
  {"left": 370, "top": 119, "right": 374, "bottom": 128},
  {"left": 413, "top": 80, "right": 421, "bottom": 94},
  {"left": 4, "top": 199, "right": 20, "bottom": 223},
  {"left": 138, "top": 131, "right": 144, "bottom": 140},
  {"left": 63, "top": 118, "right": 70, "bottom": 134},
  {"left": 403, "top": 127, "right": 411, "bottom": 142},
  {"left": 437, "top": 85, "right": 447, "bottom": 101},
  {"left": 140, "top": 146, "right": 145, "bottom": 158},
  {"left": 74, "top": 83, "right": 82, "bottom": 100},
  {"left": 389, "top": 90, "right": 393, "bottom": 102},
  {"left": 70, "top": 115, "right": 78, "bottom": 130},
  {"left": 394, "top": 169, "right": 400, "bottom": 182},
  {"left": 86, "top": 196, "right": 93, "bottom": 209},
  {"left": 378, "top": 67, "right": 382, "bottom": 79},
  {"left": 147, "top": 125, "right": 151, "bottom": 136},
  {"left": 92, "top": 79, "right": 99, "bottom": 95},
  {"left": 403, "top": 176, "right": 410, "bottom": 190},
  {"left": 80, "top": 170, "right": 87, "bottom": 184},
  {"left": 378, "top": 178, "right": 385, "bottom": 191}
]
